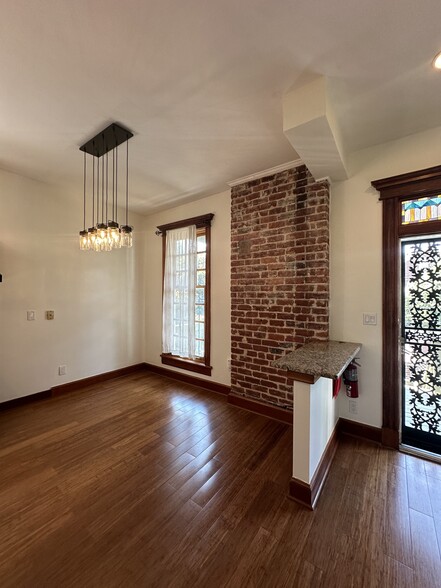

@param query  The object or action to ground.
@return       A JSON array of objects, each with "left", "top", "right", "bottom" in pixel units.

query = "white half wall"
[
  {"left": 142, "top": 190, "right": 231, "bottom": 385},
  {"left": 292, "top": 377, "right": 338, "bottom": 484},
  {"left": 330, "top": 124, "right": 441, "bottom": 428},
  {"left": 0, "top": 169, "right": 144, "bottom": 402}
]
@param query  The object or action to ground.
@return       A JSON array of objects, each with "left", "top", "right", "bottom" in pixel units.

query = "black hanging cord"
[
  {"left": 92, "top": 144, "right": 95, "bottom": 226},
  {"left": 101, "top": 156, "right": 105, "bottom": 224},
  {"left": 112, "top": 149, "right": 115, "bottom": 221},
  {"left": 106, "top": 152, "right": 109, "bottom": 224},
  {"left": 126, "top": 135, "right": 129, "bottom": 226},
  {"left": 96, "top": 157, "right": 99, "bottom": 225},
  {"left": 115, "top": 145, "right": 118, "bottom": 223},
  {"left": 83, "top": 151, "right": 86, "bottom": 231}
]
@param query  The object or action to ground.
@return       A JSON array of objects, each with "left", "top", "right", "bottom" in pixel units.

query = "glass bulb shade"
[
  {"left": 98, "top": 235, "right": 108, "bottom": 252},
  {"left": 108, "top": 221, "right": 121, "bottom": 248},
  {"left": 93, "top": 236, "right": 102, "bottom": 252},
  {"left": 96, "top": 223, "right": 108, "bottom": 241},
  {"left": 121, "top": 225, "right": 133, "bottom": 248},
  {"left": 79, "top": 230, "right": 89, "bottom": 250},
  {"left": 110, "top": 228, "right": 122, "bottom": 248}
]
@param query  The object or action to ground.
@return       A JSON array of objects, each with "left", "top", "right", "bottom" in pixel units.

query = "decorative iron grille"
[{"left": 403, "top": 240, "right": 441, "bottom": 436}]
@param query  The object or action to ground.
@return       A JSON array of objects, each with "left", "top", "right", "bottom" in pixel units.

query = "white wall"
[
  {"left": 0, "top": 169, "right": 144, "bottom": 402},
  {"left": 330, "top": 125, "right": 441, "bottom": 427},
  {"left": 309, "top": 377, "right": 338, "bottom": 477},
  {"left": 4, "top": 122, "right": 440, "bottom": 418},
  {"left": 143, "top": 190, "right": 231, "bottom": 385}
]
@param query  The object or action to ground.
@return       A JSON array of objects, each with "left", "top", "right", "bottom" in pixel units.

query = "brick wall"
[{"left": 230, "top": 165, "right": 330, "bottom": 408}]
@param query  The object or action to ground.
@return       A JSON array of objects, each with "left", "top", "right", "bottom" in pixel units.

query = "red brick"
[{"left": 231, "top": 164, "right": 329, "bottom": 409}]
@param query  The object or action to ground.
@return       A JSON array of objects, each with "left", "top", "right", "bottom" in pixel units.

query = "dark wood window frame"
[
  {"left": 372, "top": 165, "right": 441, "bottom": 449},
  {"left": 156, "top": 213, "right": 214, "bottom": 376}
]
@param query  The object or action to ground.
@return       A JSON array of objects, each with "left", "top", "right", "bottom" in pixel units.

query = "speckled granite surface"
[{"left": 273, "top": 340, "right": 361, "bottom": 380}]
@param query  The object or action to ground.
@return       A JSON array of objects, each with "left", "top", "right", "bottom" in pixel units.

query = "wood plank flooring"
[{"left": 0, "top": 371, "right": 440, "bottom": 587}]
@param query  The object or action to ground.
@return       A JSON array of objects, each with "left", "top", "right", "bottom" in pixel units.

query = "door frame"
[{"left": 372, "top": 165, "right": 441, "bottom": 449}]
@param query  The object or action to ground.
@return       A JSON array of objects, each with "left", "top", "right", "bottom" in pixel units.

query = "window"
[
  {"left": 195, "top": 229, "right": 207, "bottom": 359},
  {"left": 157, "top": 214, "right": 213, "bottom": 375}
]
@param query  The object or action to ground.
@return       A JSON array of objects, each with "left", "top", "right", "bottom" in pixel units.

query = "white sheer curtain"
[{"left": 162, "top": 225, "right": 197, "bottom": 359}]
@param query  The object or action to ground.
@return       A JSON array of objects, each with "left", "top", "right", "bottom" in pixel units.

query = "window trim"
[{"left": 157, "top": 213, "right": 214, "bottom": 376}]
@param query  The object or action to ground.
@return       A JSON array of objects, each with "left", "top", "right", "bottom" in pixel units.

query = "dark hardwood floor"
[{"left": 0, "top": 372, "right": 440, "bottom": 587}]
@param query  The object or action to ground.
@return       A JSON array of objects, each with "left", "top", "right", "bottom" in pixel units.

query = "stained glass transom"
[{"left": 402, "top": 196, "right": 441, "bottom": 225}]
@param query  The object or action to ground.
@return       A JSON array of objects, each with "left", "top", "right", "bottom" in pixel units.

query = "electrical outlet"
[
  {"left": 27, "top": 310, "right": 36, "bottom": 321},
  {"left": 348, "top": 399, "right": 358, "bottom": 415},
  {"left": 227, "top": 358, "right": 232, "bottom": 371},
  {"left": 58, "top": 365, "right": 66, "bottom": 376},
  {"left": 46, "top": 310, "right": 55, "bottom": 320}
]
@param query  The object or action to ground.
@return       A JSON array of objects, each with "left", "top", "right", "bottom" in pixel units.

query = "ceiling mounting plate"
[{"left": 79, "top": 123, "right": 133, "bottom": 158}]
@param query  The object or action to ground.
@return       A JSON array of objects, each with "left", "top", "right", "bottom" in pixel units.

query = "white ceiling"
[{"left": 1, "top": 0, "right": 441, "bottom": 214}]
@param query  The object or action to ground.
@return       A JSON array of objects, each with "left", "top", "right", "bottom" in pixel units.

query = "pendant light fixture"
[{"left": 78, "top": 123, "right": 134, "bottom": 251}]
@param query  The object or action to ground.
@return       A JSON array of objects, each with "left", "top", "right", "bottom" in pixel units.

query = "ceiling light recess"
[
  {"left": 78, "top": 123, "right": 134, "bottom": 251},
  {"left": 432, "top": 51, "right": 441, "bottom": 70}
]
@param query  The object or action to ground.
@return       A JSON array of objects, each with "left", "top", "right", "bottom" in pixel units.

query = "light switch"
[
  {"left": 363, "top": 313, "right": 377, "bottom": 326},
  {"left": 27, "top": 310, "right": 36, "bottom": 321}
]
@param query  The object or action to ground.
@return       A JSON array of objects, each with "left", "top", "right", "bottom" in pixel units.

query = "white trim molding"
[
  {"left": 227, "top": 159, "right": 303, "bottom": 187},
  {"left": 314, "top": 176, "right": 332, "bottom": 186}
]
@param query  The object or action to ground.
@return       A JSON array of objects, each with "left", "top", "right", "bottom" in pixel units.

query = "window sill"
[{"left": 161, "top": 354, "right": 212, "bottom": 376}]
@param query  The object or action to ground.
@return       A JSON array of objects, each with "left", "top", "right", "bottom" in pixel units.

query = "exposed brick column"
[{"left": 230, "top": 165, "right": 329, "bottom": 408}]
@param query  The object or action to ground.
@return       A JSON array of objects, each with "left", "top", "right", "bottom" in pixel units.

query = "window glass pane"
[
  {"left": 195, "top": 339, "right": 204, "bottom": 358},
  {"left": 195, "top": 321, "right": 204, "bottom": 339},
  {"left": 176, "top": 255, "right": 186, "bottom": 271},
  {"left": 402, "top": 196, "right": 441, "bottom": 225},
  {"left": 174, "top": 289, "right": 188, "bottom": 303},
  {"left": 195, "top": 305, "right": 205, "bottom": 321},
  {"left": 197, "top": 235, "right": 206, "bottom": 252},
  {"left": 197, "top": 270, "right": 206, "bottom": 286},
  {"left": 176, "top": 239, "right": 186, "bottom": 255},
  {"left": 197, "top": 252, "right": 206, "bottom": 269},
  {"left": 176, "top": 272, "right": 185, "bottom": 288},
  {"left": 196, "top": 287, "right": 205, "bottom": 304}
]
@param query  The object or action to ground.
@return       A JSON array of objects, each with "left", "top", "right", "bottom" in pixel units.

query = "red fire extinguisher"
[{"left": 343, "top": 360, "right": 360, "bottom": 398}]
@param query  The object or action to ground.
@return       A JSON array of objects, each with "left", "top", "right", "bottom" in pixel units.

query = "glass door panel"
[{"left": 401, "top": 238, "right": 441, "bottom": 454}]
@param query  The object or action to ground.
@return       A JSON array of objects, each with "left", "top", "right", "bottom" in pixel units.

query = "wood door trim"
[
  {"left": 372, "top": 165, "right": 441, "bottom": 449},
  {"left": 372, "top": 165, "right": 441, "bottom": 200}
]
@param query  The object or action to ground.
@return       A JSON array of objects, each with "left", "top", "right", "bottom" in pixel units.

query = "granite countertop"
[{"left": 273, "top": 340, "right": 361, "bottom": 380}]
